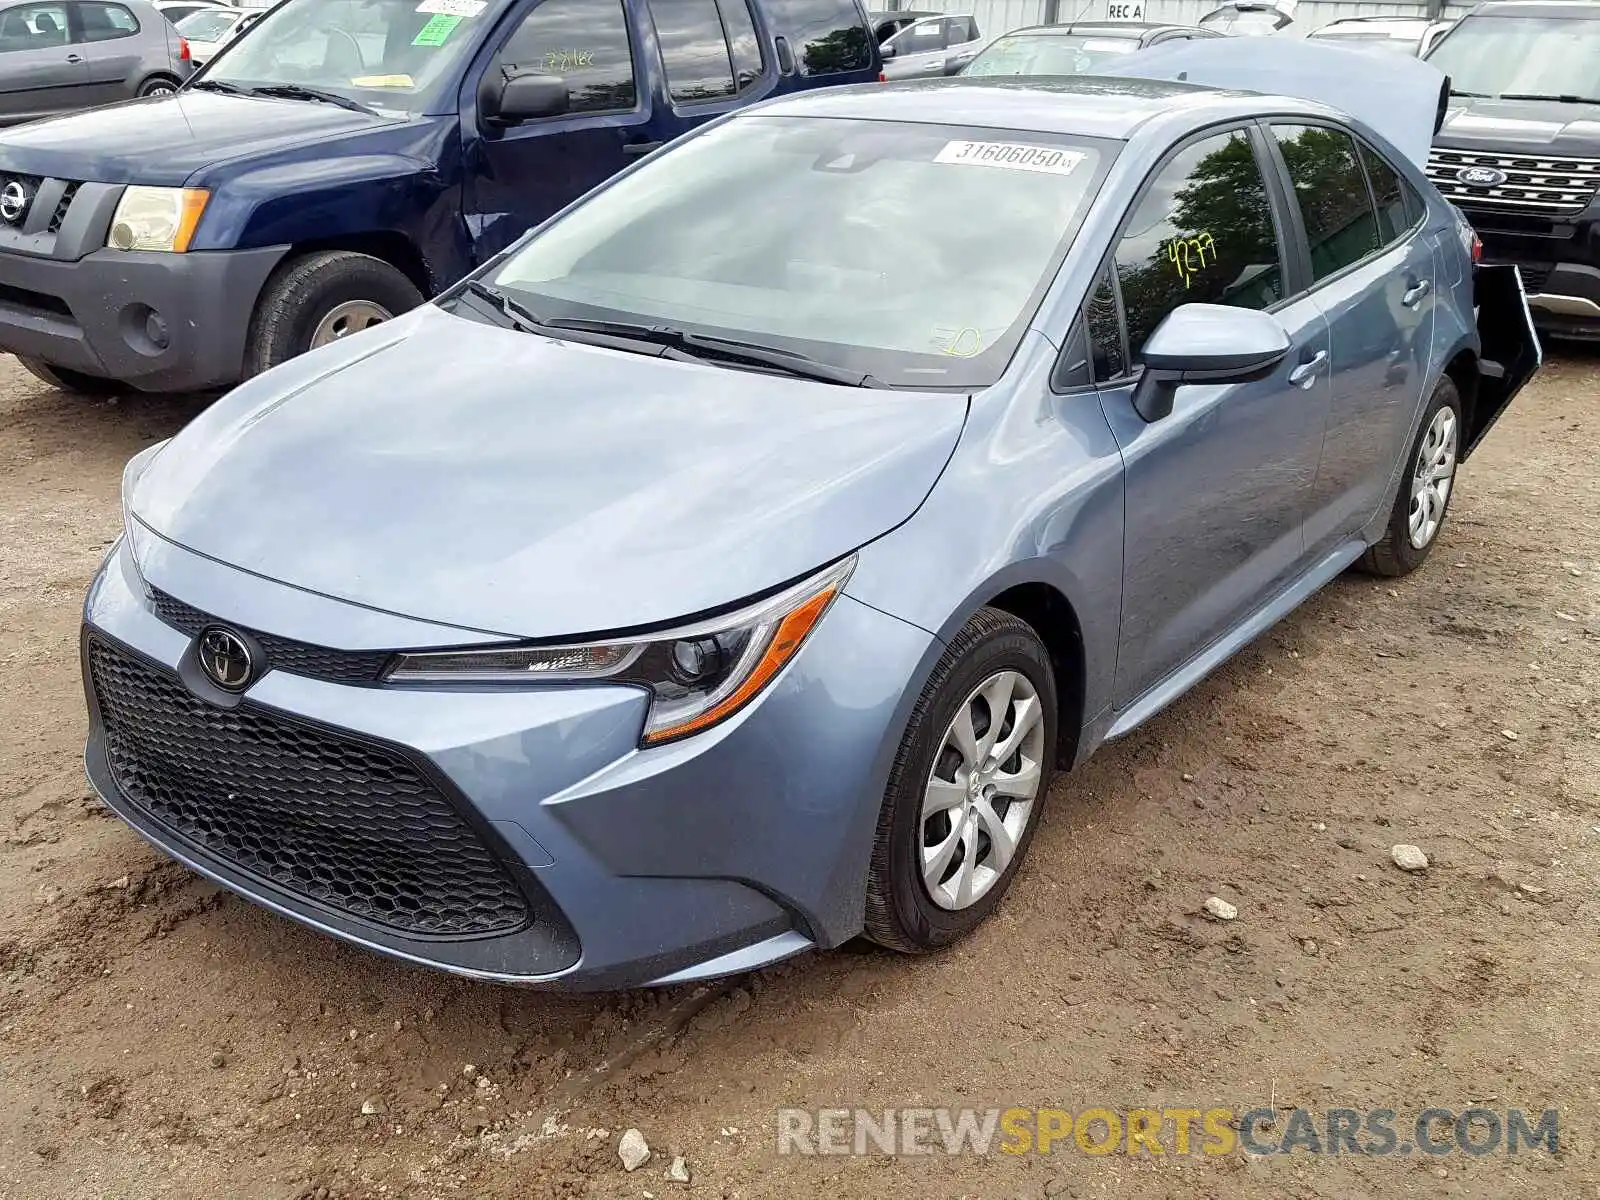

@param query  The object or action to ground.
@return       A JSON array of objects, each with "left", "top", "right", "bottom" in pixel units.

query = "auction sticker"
[
  {"left": 416, "top": 0, "right": 485, "bottom": 15},
  {"left": 934, "top": 141, "right": 1084, "bottom": 175}
]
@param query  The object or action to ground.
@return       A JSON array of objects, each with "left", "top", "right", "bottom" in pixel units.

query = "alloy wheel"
[
  {"left": 920, "top": 669, "right": 1046, "bottom": 911},
  {"left": 1408, "top": 405, "right": 1458, "bottom": 549}
]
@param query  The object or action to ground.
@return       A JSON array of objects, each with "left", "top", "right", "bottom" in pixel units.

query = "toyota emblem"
[
  {"left": 198, "top": 626, "right": 256, "bottom": 692},
  {"left": 0, "top": 181, "right": 29, "bottom": 225},
  {"left": 1455, "top": 165, "right": 1507, "bottom": 188}
]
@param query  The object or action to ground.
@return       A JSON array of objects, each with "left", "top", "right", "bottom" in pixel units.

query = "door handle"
[
  {"left": 65, "top": 53, "right": 82, "bottom": 62},
  {"left": 623, "top": 141, "right": 662, "bottom": 157},
  {"left": 1402, "top": 278, "right": 1432, "bottom": 308},
  {"left": 1288, "top": 350, "right": 1328, "bottom": 388}
]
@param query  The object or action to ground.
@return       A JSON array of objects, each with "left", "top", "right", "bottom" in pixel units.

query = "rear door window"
[
  {"left": 1270, "top": 124, "right": 1381, "bottom": 283},
  {"left": 1113, "top": 128, "right": 1286, "bottom": 356},
  {"left": 650, "top": 0, "right": 736, "bottom": 101},
  {"left": 716, "top": 0, "right": 763, "bottom": 88},
  {"left": 492, "top": 0, "right": 638, "bottom": 113},
  {"left": 74, "top": 1, "right": 140, "bottom": 40},
  {"left": 763, "top": 0, "right": 870, "bottom": 74}
]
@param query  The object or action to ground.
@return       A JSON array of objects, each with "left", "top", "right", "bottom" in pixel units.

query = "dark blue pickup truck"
[{"left": 0, "top": 0, "right": 879, "bottom": 393}]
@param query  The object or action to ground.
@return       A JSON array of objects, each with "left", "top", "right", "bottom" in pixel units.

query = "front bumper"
[
  {"left": 0, "top": 244, "right": 287, "bottom": 391},
  {"left": 81, "top": 536, "right": 934, "bottom": 989}
]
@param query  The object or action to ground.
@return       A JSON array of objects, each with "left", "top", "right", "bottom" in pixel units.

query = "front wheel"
[
  {"left": 243, "top": 251, "right": 423, "bottom": 378},
  {"left": 1358, "top": 376, "right": 1463, "bottom": 577},
  {"left": 864, "top": 607, "right": 1057, "bottom": 953}
]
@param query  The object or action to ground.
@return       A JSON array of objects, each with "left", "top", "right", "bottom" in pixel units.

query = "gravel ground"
[{"left": 0, "top": 351, "right": 1596, "bottom": 1200}]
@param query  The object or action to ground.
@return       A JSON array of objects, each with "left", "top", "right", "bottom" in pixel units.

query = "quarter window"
[
  {"left": 763, "top": 0, "right": 870, "bottom": 75},
  {"left": 1086, "top": 270, "right": 1126, "bottom": 382},
  {"left": 1113, "top": 129, "right": 1285, "bottom": 358},
  {"left": 493, "top": 0, "right": 638, "bottom": 114},
  {"left": 75, "top": 1, "right": 139, "bottom": 39},
  {"left": 1271, "top": 124, "right": 1380, "bottom": 282},
  {"left": 1358, "top": 141, "right": 1420, "bottom": 245}
]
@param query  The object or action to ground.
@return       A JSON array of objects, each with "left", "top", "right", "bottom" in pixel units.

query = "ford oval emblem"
[{"left": 1456, "top": 165, "right": 1507, "bottom": 188}]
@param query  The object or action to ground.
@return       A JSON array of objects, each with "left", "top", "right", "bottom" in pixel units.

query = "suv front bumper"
[{"left": 0, "top": 245, "right": 285, "bottom": 391}]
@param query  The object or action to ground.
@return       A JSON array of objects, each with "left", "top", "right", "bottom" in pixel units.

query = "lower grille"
[
  {"left": 88, "top": 637, "right": 529, "bottom": 937},
  {"left": 149, "top": 588, "right": 394, "bottom": 685},
  {"left": 1515, "top": 263, "right": 1554, "bottom": 294}
]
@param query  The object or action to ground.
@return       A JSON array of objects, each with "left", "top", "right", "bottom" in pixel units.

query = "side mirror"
[
  {"left": 480, "top": 68, "right": 569, "bottom": 126},
  {"left": 1131, "top": 303, "right": 1290, "bottom": 423},
  {"left": 879, "top": 42, "right": 897, "bottom": 58}
]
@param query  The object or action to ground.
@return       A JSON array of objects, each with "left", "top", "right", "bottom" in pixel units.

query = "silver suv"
[
  {"left": 0, "top": 0, "right": 191, "bottom": 125},
  {"left": 876, "top": 11, "right": 983, "bottom": 79}
]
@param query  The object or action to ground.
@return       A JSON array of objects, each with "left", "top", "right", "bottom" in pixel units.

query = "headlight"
[
  {"left": 120, "top": 440, "right": 168, "bottom": 575},
  {"left": 386, "top": 557, "right": 855, "bottom": 745},
  {"left": 107, "top": 187, "right": 210, "bottom": 253}
]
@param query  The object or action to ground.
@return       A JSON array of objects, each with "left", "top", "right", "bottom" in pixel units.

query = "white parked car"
[
  {"left": 173, "top": 3, "right": 257, "bottom": 63},
  {"left": 1307, "top": 15, "right": 1455, "bottom": 56}
]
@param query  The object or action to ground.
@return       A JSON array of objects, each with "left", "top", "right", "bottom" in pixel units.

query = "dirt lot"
[{"left": 0, "top": 351, "right": 1596, "bottom": 1200}]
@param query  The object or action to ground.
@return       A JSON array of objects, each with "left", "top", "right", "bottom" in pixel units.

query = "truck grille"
[
  {"left": 87, "top": 636, "right": 530, "bottom": 938},
  {"left": 148, "top": 588, "right": 394, "bottom": 685},
  {"left": 1427, "top": 149, "right": 1600, "bottom": 216}
]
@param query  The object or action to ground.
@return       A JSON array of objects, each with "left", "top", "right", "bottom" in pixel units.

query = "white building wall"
[{"left": 898, "top": 0, "right": 1477, "bottom": 41}]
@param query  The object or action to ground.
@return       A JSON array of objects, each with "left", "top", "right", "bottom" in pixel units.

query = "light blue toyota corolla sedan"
[{"left": 83, "top": 60, "right": 1538, "bottom": 989}]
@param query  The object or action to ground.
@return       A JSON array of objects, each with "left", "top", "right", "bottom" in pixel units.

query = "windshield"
[
  {"left": 1426, "top": 15, "right": 1600, "bottom": 98},
  {"left": 963, "top": 33, "right": 1138, "bottom": 77},
  {"left": 176, "top": 8, "right": 240, "bottom": 39},
  {"left": 484, "top": 116, "right": 1112, "bottom": 388},
  {"left": 197, "top": 0, "right": 490, "bottom": 114}
]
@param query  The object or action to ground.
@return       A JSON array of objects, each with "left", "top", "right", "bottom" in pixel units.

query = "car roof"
[
  {"left": 999, "top": 21, "right": 1192, "bottom": 35},
  {"left": 752, "top": 76, "right": 1339, "bottom": 142},
  {"left": 1316, "top": 15, "right": 1435, "bottom": 28},
  {"left": 1466, "top": 0, "right": 1600, "bottom": 14}
]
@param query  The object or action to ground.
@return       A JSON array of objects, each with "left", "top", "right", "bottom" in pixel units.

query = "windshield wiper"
[
  {"left": 188, "top": 78, "right": 248, "bottom": 95},
  {"left": 1448, "top": 87, "right": 1494, "bottom": 98},
  {"left": 537, "top": 317, "right": 883, "bottom": 387},
  {"left": 1496, "top": 92, "right": 1600, "bottom": 105},
  {"left": 249, "top": 83, "right": 377, "bottom": 115},
  {"left": 458, "top": 279, "right": 547, "bottom": 335}
]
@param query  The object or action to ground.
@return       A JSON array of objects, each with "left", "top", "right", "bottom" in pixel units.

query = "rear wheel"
[
  {"left": 16, "top": 356, "right": 123, "bottom": 396},
  {"left": 243, "top": 251, "right": 422, "bottom": 378},
  {"left": 864, "top": 607, "right": 1057, "bottom": 953},
  {"left": 1358, "top": 376, "right": 1462, "bottom": 577},
  {"left": 137, "top": 75, "right": 180, "bottom": 97}
]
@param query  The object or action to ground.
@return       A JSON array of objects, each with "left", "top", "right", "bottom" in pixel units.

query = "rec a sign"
[{"left": 1106, "top": 0, "right": 1145, "bottom": 17}]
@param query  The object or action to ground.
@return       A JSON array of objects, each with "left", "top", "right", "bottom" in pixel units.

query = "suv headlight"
[
  {"left": 386, "top": 557, "right": 855, "bottom": 746},
  {"left": 107, "top": 187, "right": 210, "bottom": 252}
]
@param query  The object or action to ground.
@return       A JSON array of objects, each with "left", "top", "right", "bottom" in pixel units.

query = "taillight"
[
  {"left": 878, "top": 71, "right": 886, "bottom": 82},
  {"left": 1471, "top": 232, "right": 1483, "bottom": 263},
  {"left": 179, "top": 36, "right": 191, "bottom": 61}
]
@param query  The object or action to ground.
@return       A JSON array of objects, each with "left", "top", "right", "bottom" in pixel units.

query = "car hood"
[
  {"left": 130, "top": 305, "right": 969, "bottom": 640},
  {"left": 1436, "top": 96, "right": 1600, "bottom": 158},
  {"left": 0, "top": 91, "right": 398, "bottom": 186}
]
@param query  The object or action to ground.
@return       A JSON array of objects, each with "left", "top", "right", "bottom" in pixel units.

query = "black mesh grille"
[
  {"left": 88, "top": 637, "right": 529, "bottom": 937},
  {"left": 148, "top": 588, "right": 394, "bottom": 685},
  {"left": 47, "top": 182, "right": 77, "bottom": 234},
  {"left": 1516, "top": 263, "right": 1554, "bottom": 295}
]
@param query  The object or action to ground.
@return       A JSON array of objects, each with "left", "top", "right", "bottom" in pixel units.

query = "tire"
[
  {"left": 1358, "top": 376, "right": 1463, "bottom": 578},
  {"left": 137, "top": 75, "right": 180, "bottom": 97},
  {"left": 16, "top": 356, "right": 123, "bottom": 396},
  {"left": 864, "top": 607, "right": 1058, "bottom": 954},
  {"left": 243, "top": 251, "right": 423, "bottom": 378}
]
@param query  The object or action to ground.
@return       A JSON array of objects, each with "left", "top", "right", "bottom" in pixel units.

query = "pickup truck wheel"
[
  {"left": 244, "top": 251, "right": 423, "bottom": 377},
  {"left": 1358, "top": 376, "right": 1463, "bottom": 577},
  {"left": 16, "top": 357, "right": 123, "bottom": 395}
]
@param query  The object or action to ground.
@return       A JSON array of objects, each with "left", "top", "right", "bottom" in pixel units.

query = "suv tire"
[{"left": 244, "top": 251, "right": 422, "bottom": 378}]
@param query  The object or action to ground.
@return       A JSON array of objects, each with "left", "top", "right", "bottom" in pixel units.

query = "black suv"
[{"left": 1425, "top": 1, "right": 1600, "bottom": 337}]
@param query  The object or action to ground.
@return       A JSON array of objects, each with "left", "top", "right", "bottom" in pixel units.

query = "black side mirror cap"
[{"left": 480, "top": 68, "right": 570, "bottom": 126}]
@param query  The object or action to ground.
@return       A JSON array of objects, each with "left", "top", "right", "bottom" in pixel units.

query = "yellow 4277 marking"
[{"left": 1168, "top": 233, "right": 1217, "bottom": 288}]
